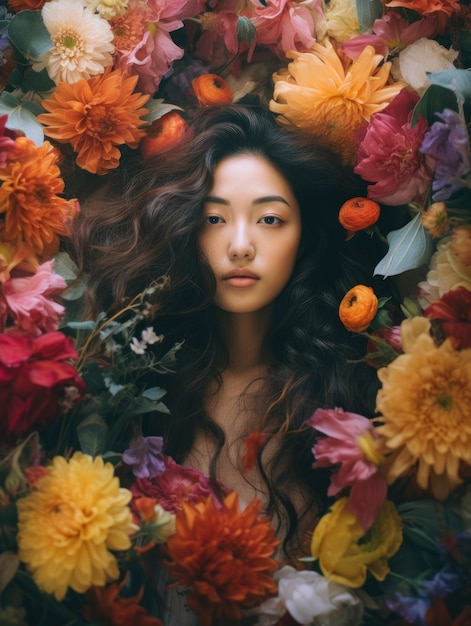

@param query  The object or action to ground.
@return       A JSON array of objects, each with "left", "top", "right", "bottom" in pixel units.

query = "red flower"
[
  {"left": 424, "top": 287, "right": 471, "bottom": 349},
  {"left": 0, "top": 332, "right": 85, "bottom": 440}
]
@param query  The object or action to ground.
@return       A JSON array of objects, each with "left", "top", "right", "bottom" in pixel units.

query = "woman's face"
[{"left": 199, "top": 153, "right": 302, "bottom": 314}]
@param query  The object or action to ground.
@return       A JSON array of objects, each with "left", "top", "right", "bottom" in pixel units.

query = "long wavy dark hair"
[{"left": 71, "top": 103, "right": 382, "bottom": 554}]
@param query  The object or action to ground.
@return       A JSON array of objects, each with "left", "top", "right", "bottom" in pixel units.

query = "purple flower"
[
  {"left": 420, "top": 108, "right": 470, "bottom": 201},
  {"left": 419, "top": 569, "right": 461, "bottom": 597},
  {"left": 122, "top": 436, "right": 165, "bottom": 479},
  {"left": 386, "top": 593, "right": 429, "bottom": 626}
]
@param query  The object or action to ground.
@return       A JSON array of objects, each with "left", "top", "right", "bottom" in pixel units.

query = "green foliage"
[
  {"left": 7, "top": 11, "right": 51, "bottom": 60},
  {"left": 0, "top": 91, "right": 45, "bottom": 145},
  {"left": 374, "top": 212, "right": 434, "bottom": 278},
  {"left": 356, "top": 0, "right": 383, "bottom": 33}
]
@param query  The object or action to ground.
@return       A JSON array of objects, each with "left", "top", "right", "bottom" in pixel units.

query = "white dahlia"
[{"left": 34, "top": 0, "right": 114, "bottom": 84}]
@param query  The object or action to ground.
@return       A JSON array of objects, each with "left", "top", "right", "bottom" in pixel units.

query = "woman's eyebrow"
[{"left": 204, "top": 195, "right": 291, "bottom": 206}]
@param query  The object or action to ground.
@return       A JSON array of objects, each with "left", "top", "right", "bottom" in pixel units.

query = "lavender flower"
[
  {"left": 420, "top": 108, "right": 470, "bottom": 201},
  {"left": 123, "top": 436, "right": 165, "bottom": 479},
  {"left": 385, "top": 593, "right": 429, "bottom": 626}
]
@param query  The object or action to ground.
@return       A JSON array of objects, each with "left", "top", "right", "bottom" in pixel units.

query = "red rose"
[
  {"left": 0, "top": 331, "right": 85, "bottom": 440},
  {"left": 424, "top": 286, "right": 471, "bottom": 349}
]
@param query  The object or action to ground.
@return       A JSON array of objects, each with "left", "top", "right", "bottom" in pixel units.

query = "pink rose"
[
  {"left": 0, "top": 260, "right": 66, "bottom": 335},
  {"left": 0, "top": 332, "right": 85, "bottom": 440},
  {"left": 354, "top": 88, "right": 436, "bottom": 206}
]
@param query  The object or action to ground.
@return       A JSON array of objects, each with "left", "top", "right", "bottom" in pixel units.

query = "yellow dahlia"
[
  {"left": 17, "top": 452, "right": 133, "bottom": 601},
  {"left": 0, "top": 137, "right": 78, "bottom": 259},
  {"left": 270, "top": 39, "right": 403, "bottom": 164},
  {"left": 38, "top": 67, "right": 149, "bottom": 175},
  {"left": 375, "top": 317, "right": 471, "bottom": 500}
]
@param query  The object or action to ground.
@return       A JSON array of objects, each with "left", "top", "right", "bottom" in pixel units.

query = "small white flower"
[
  {"left": 254, "top": 566, "right": 363, "bottom": 626},
  {"left": 84, "top": 0, "right": 129, "bottom": 20},
  {"left": 391, "top": 38, "right": 458, "bottom": 95},
  {"left": 130, "top": 337, "right": 147, "bottom": 354},
  {"left": 141, "top": 327, "right": 162, "bottom": 345},
  {"left": 33, "top": 0, "right": 114, "bottom": 84}
]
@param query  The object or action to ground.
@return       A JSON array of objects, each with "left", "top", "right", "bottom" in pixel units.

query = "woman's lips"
[{"left": 222, "top": 269, "right": 260, "bottom": 287}]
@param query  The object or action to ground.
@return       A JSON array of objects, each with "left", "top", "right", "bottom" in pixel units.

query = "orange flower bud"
[
  {"left": 140, "top": 111, "right": 188, "bottom": 159},
  {"left": 338, "top": 197, "right": 380, "bottom": 236},
  {"left": 192, "top": 73, "right": 233, "bottom": 107},
  {"left": 339, "top": 285, "right": 379, "bottom": 332}
]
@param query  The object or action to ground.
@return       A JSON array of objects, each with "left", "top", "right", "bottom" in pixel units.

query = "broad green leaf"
[
  {"left": 374, "top": 213, "right": 434, "bottom": 278},
  {"left": 77, "top": 414, "right": 108, "bottom": 456},
  {"left": 0, "top": 91, "right": 44, "bottom": 145},
  {"left": 428, "top": 68, "right": 471, "bottom": 101},
  {"left": 21, "top": 67, "right": 55, "bottom": 93},
  {"left": 142, "top": 386, "right": 167, "bottom": 402},
  {"left": 53, "top": 251, "right": 80, "bottom": 281},
  {"left": 143, "top": 98, "right": 183, "bottom": 123},
  {"left": 8, "top": 11, "right": 52, "bottom": 60},
  {"left": 411, "top": 84, "right": 458, "bottom": 127},
  {"left": 0, "top": 552, "right": 20, "bottom": 595},
  {"left": 356, "top": 0, "right": 383, "bottom": 33}
]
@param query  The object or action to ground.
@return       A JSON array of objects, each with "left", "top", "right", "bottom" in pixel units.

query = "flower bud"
[
  {"left": 192, "top": 74, "right": 233, "bottom": 107},
  {"left": 339, "top": 285, "right": 378, "bottom": 332}
]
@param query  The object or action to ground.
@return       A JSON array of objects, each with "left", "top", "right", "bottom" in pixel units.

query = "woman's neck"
[{"left": 216, "top": 307, "right": 272, "bottom": 374}]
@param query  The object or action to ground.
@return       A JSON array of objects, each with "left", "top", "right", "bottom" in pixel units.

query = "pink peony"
[
  {"left": 342, "top": 11, "right": 440, "bottom": 60},
  {"left": 194, "top": 0, "right": 242, "bottom": 64},
  {"left": 116, "top": 0, "right": 204, "bottom": 94},
  {"left": 355, "top": 88, "right": 436, "bottom": 206},
  {"left": 130, "top": 455, "right": 231, "bottom": 514},
  {"left": 0, "top": 114, "right": 16, "bottom": 168},
  {"left": 0, "top": 332, "right": 85, "bottom": 440},
  {"left": 0, "top": 260, "right": 66, "bottom": 335},
  {"left": 248, "top": 0, "right": 321, "bottom": 61},
  {"left": 307, "top": 407, "right": 387, "bottom": 531}
]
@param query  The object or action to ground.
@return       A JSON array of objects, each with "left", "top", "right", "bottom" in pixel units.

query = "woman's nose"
[{"left": 228, "top": 223, "right": 255, "bottom": 260}]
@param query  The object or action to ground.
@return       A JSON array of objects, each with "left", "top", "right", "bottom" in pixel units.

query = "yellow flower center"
[{"left": 54, "top": 28, "right": 83, "bottom": 57}]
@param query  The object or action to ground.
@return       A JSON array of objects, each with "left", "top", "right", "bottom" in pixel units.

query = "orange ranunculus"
[
  {"left": 0, "top": 137, "right": 78, "bottom": 259},
  {"left": 140, "top": 111, "right": 189, "bottom": 159},
  {"left": 339, "top": 285, "right": 378, "bottom": 332},
  {"left": 38, "top": 68, "right": 149, "bottom": 175},
  {"left": 84, "top": 578, "right": 163, "bottom": 626},
  {"left": 338, "top": 197, "right": 380, "bottom": 237},
  {"left": 163, "top": 491, "right": 279, "bottom": 626},
  {"left": 192, "top": 73, "right": 233, "bottom": 106}
]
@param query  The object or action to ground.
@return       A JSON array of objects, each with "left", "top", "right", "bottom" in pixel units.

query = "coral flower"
[
  {"left": 38, "top": 68, "right": 149, "bottom": 175},
  {"left": 8, "top": 0, "right": 46, "bottom": 9},
  {"left": 17, "top": 452, "right": 134, "bottom": 601},
  {"left": 192, "top": 73, "right": 233, "bottom": 106},
  {"left": 140, "top": 111, "right": 189, "bottom": 159},
  {"left": 84, "top": 578, "right": 163, "bottom": 626},
  {"left": 338, "top": 197, "right": 380, "bottom": 237},
  {"left": 163, "top": 491, "right": 280, "bottom": 626},
  {"left": 311, "top": 497, "right": 403, "bottom": 588},
  {"left": 386, "top": 0, "right": 460, "bottom": 19},
  {"left": 0, "top": 137, "right": 78, "bottom": 258},
  {"left": 375, "top": 317, "right": 471, "bottom": 500},
  {"left": 270, "top": 39, "right": 403, "bottom": 164},
  {"left": 339, "top": 284, "right": 378, "bottom": 332}
]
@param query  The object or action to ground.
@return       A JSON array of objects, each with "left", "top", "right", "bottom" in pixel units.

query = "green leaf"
[
  {"left": 21, "top": 67, "right": 55, "bottom": 93},
  {"left": 143, "top": 98, "right": 183, "bottom": 124},
  {"left": 142, "top": 386, "right": 167, "bottom": 402},
  {"left": 374, "top": 213, "right": 434, "bottom": 278},
  {"left": 0, "top": 91, "right": 44, "bottom": 145},
  {"left": 356, "top": 0, "right": 383, "bottom": 33},
  {"left": 53, "top": 251, "right": 80, "bottom": 281},
  {"left": 8, "top": 10, "right": 52, "bottom": 60},
  {"left": 428, "top": 68, "right": 471, "bottom": 101},
  {"left": 0, "top": 551, "right": 20, "bottom": 595},
  {"left": 67, "top": 320, "right": 97, "bottom": 330},
  {"left": 411, "top": 84, "right": 459, "bottom": 127},
  {"left": 77, "top": 414, "right": 108, "bottom": 456}
]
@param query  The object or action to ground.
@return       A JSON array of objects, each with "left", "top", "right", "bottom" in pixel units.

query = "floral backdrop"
[{"left": 0, "top": 0, "right": 471, "bottom": 625}]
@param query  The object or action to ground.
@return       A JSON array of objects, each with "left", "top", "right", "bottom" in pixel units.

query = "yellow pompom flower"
[
  {"left": 375, "top": 317, "right": 471, "bottom": 500},
  {"left": 17, "top": 452, "right": 134, "bottom": 601},
  {"left": 311, "top": 497, "right": 402, "bottom": 588},
  {"left": 270, "top": 39, "right": 403, "bottom": 164}
]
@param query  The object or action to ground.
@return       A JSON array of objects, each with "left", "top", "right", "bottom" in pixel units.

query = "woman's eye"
[
  {"left": 259, "top": 215, "right": 282, "bottom": 225},
  {"left": 206, "top": 215, "right": 224, "bottom": 225}
]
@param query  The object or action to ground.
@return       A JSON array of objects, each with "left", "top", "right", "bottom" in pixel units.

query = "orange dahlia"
[
  {"left": 163, "top": 491, "right": 279, "bottom": 626},
  {"left": 38, "top": 68, "right": 149, "bottom": 175},
  {"left": 0, "top": 137, "right": 78, "bottom": 259},
  {"left": 270, "top": 39, "right": 403, "bottom": 164}
]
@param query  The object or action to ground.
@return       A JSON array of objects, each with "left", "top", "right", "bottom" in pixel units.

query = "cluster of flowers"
[{"left": 1, "top": 0, "right": 471, "bottom": 625}]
